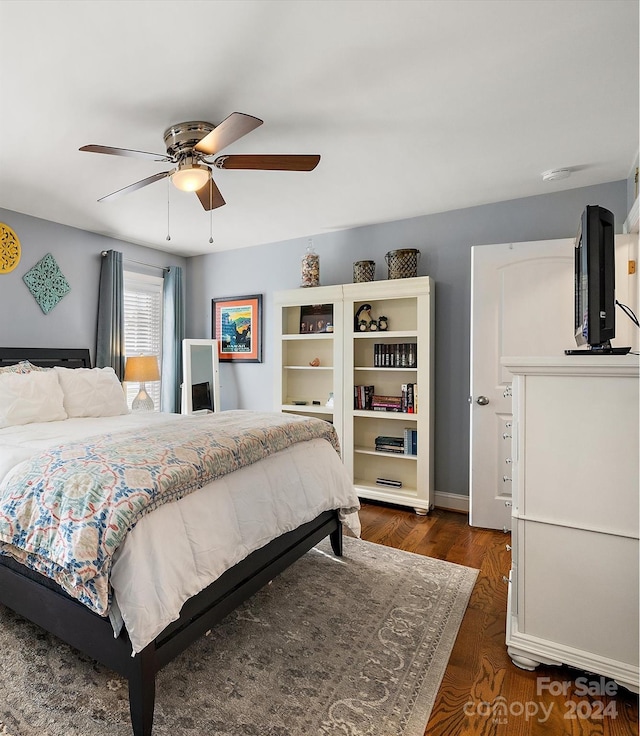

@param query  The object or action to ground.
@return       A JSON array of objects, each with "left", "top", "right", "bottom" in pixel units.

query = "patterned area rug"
[{"left": 0, "top": 537, "right": 477, "bottom": 736}]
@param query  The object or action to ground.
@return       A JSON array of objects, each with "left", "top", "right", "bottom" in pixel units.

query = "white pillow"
[
  {"left": 0, "top": 370, "right": 68, "bottom": 428},
  {"left": 54, "top": 366, "right": 129, "bottom": 418}
]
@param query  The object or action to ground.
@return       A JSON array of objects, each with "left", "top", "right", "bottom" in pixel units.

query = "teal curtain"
[
  {"left": 96, "top": 250, "right": 125, "bottom": 379},
  {"left": 161, "top": 266, "right": 185, "bottom": 413}
]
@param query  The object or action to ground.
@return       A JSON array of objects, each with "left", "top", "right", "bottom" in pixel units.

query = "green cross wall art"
[{"left": 23, "top": 253, "right": 71, "bottom": 314}]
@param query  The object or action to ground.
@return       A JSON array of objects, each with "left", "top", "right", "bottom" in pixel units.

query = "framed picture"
[
  {"left": 299, "top": 304, "right": 334, "bottom": 334},
  {"left": 211, "top": 294, "right": 263, "bottom": 362}
]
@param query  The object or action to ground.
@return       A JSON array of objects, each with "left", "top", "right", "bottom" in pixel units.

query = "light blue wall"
[
  {"left": 0, "top": 181, "right": 629, "bottom": 499},
  {"left": 185, "top": 180, "right": 629, "bottom": 498},
  {"left": 0, "top": 208, "right": 186, "bottom": 365}
]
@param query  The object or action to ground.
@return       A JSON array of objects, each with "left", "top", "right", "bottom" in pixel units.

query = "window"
[{"left": 123, "top": 271, "right": 163, "bottom": 410}]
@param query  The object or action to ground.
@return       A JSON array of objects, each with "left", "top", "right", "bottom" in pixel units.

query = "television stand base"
[{"left": 564, "top": 346, "right": 631, "bottom": 356}]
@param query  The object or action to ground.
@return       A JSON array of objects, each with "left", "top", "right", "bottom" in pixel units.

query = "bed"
[{"left": 0, "top": 347, "right": 360, "bottom": 736}]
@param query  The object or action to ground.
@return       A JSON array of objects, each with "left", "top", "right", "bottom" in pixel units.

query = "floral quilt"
[{"left": 0, "top": 410, "right": 340, "bottom": 615}]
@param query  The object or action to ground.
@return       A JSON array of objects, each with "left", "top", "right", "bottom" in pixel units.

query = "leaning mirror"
[{"left": 181, "top": 339, "right": 220, "bottom": 414}]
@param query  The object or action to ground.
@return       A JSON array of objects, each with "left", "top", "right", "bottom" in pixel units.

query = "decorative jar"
[{"left": 301, "top": 240, "right": 320, "bottom": 287}]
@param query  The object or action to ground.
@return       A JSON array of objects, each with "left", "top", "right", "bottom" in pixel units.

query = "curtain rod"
[{"left": 101, "top": 251, "right": 169, "bottom": 273}]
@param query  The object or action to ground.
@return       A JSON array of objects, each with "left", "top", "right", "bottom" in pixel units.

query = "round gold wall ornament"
[{"left": 0, "top": 223, "right": 21, "bottom": 274}]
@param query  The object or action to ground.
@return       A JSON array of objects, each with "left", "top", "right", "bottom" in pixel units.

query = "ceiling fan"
[{"left": 79, "top": 113, "right": 320, "bottom": 211}]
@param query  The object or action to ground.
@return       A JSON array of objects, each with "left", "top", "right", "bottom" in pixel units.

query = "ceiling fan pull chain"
[
  {"left": 208, "top": 178, "right": 214, "bottom": 244},
  {"left": 166, "top": 177, "right": 171, "bottom": 241},
  {"left": 207, "top": 175, "right": 214, "bottom": 244}
]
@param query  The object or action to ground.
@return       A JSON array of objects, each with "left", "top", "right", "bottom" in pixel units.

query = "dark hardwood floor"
[{"left": 358, "top": 501, "right": 639, "bottom": 736}]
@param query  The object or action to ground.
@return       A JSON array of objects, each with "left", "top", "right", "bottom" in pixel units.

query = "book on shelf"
[
  {"left": 354, "top": 384, "right": 375, "bottom": 410},
  {"left": 376, "top": 477, "right": 403, "bottom": 488},
  {"left": 371, "top": 394, "right": 402, "bottom": 405},
  {"left": 407, "top": 382, "right": 414, "bottom": 413},
  {"left": 371, "top": 394, "right": 403, "bottom": 412},
  {"left": 374, "top": 434, "right": 405, "bottom": 453},
  {"left": 373, "top": 343, "right": 417, "bottom": 368},
  {"left": 400, "top": 383, "right": 417, "bottom": 413},
  {"left": 375, "top": 435, "right": 404, "bottom": 444},
  {"left": 358, "top": 387, "right": 416, "bottom": 413},
  {"left": 403, "top": 427, "right": 418, "bottom": 456}
]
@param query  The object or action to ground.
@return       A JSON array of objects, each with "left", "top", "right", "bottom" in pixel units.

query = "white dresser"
[{"left": 503, "top": 355, "right": 639, "bottom": 693}]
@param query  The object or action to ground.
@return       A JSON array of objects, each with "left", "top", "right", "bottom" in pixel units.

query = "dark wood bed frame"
[{"left": 0, "top": 347, "right": 343, "bottom": 736}]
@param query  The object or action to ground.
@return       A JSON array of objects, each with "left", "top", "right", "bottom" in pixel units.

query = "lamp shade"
[{"left": 124, "top": 355, "right": 160, "bottom": 382}]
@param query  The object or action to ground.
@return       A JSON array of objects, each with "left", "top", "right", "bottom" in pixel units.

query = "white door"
[{"left": 469, "top": 239, "right": 574, "bottom": 530}]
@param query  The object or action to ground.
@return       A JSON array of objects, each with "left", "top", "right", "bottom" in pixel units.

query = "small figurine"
[
  {"left": 377, "top": 315, "right": 389, "bottom": 331},
  {"left": 368, "top": 319, "right": 378, "bottom": 331},
  {"left": 309, "top": 357, "right": 320, "bottom": 367},
  {"left": 354, "top": 303, "right": 373, "bottom": 332}
]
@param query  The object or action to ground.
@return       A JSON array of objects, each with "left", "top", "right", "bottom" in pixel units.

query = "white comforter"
[{"left": 0, "top": 413, "right": 360, "bottom": 653}]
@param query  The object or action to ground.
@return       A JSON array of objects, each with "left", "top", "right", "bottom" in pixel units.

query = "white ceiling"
[{"left": 0, "top": 0, "right": 638, "bottom": 257}]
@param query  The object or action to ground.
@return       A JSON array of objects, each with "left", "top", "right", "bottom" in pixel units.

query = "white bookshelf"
[
  {"left": 343, "top": 277, "right": 434, "bottom": 514},
  {"left": 274, "top": 285, "right": 344, "bottom": 450},
  {"left": 274, "top": 277, "right": 434, "bottom": 514}
]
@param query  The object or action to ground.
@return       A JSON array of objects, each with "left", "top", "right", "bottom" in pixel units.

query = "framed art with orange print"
[{"left": 211, "top": 294, "right": 263, "bottom": 362}]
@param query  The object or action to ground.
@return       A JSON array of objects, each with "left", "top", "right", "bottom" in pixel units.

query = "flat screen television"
[{"left": 565, "top": 205, "right": 630, "bottom": 355}]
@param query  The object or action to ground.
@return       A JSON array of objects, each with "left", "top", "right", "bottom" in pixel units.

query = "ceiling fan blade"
[
  {"left": 213, "top": 154, "right": 321, "bottom": 171},
  {"left": 195, "top": 178, "right": 226, "bottom": 211},
  {"left": 80, "top": 144, "right": 171, "bottom": 162},
  {"left": 98, "top": 171, "right": 172, "bottom": 202},
  {"left": 194, "top": 112, "right": 263, "bottom": 156}
]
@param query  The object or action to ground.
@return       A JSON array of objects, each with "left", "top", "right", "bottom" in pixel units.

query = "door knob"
[{"left": 476, "top": 396, "right": 490, "bottom": 405}]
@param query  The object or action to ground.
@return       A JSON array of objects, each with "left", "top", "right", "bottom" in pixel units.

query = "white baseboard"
[{"left": 434, "top": 490, "right": 469, "bottom": 514}]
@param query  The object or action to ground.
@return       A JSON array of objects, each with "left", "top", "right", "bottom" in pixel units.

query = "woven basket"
[
  {"left": 385, "top": 249, "right": 420, "bottom": 279},
  {"left": 353, "top": 260, "right": 375, "bottom": 282}
]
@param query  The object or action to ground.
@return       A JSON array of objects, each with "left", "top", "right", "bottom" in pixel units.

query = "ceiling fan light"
[{"left": 172, "top": 163, "right": 210, "bottom": 192}]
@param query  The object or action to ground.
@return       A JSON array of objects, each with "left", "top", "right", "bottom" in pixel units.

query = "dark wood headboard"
[{"left": 0, "top": 347, "right": 92, "bottom": 369}]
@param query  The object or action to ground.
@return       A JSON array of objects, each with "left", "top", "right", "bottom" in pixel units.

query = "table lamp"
[{"left": 124, "top": 355, "right": 160, "bottom": 412}]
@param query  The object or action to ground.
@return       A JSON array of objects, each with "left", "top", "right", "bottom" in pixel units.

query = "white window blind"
[{"left": 123, "top": 272, "right": 163, "bottom": 410}]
